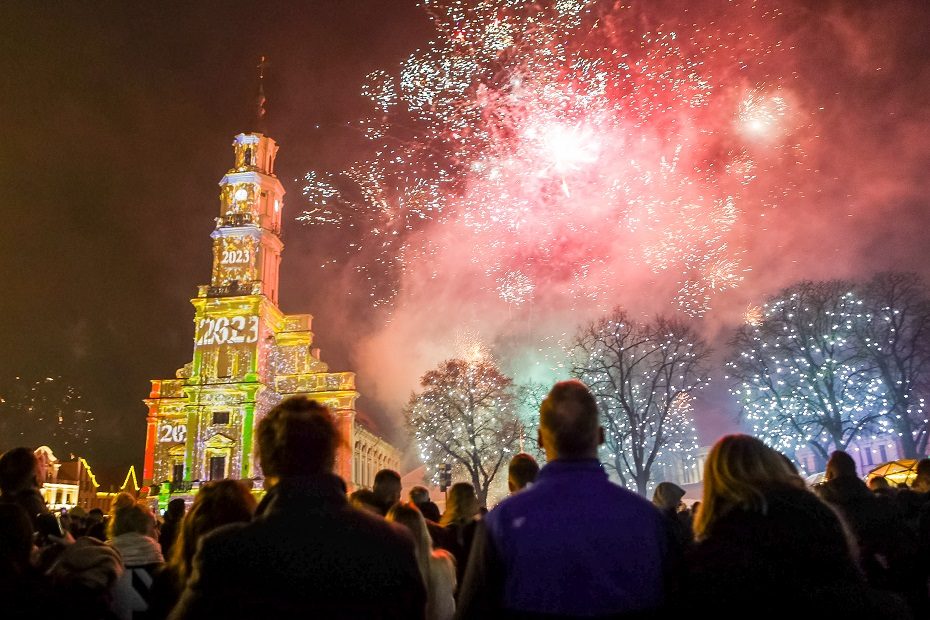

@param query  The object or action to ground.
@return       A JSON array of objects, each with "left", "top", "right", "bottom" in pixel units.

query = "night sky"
[{"left": 1, "top": 1, "right": 929, "bottom": 481}]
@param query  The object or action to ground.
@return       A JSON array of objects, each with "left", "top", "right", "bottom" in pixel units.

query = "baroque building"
[{"left": 142, "top": 130, "right": 398, "bottom": 500}]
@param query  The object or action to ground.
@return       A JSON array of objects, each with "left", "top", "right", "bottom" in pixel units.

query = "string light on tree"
[
  {"left": 727, "top": 280, "right": 891, "bottom": 467},
  {"left": 404, "top": 357, "right": 524, "bottom": 506},
  {"left": 571, "top": 309, "right": 711, "bottom": 495}
]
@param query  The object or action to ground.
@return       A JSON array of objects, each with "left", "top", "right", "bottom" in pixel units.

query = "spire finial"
[{"left": 256, "top": 56, "right": 269, "bottom": 130}]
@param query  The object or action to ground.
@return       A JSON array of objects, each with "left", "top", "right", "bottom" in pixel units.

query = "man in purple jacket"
[{"left": 455, "top": 380, "right": 676, "bottom": 619}]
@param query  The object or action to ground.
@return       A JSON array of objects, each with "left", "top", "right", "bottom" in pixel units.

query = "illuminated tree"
[
  {"left": 856, "top": 272, "right": 930, "bottom": 458},
  {"left": 570, "top": 309, "right": 710, "bottom": 495},
  {"left": 515, "top": 380, "right": 548, "bottom": 462},
  {"left": 405, "top": 358, "right": 523, "bottom": 505},
  {"left": 0, "top": 375, "right": 94, "bottom": 456},
  {"left": 728, "top": 281, "right": 889, "bottom": 468}
]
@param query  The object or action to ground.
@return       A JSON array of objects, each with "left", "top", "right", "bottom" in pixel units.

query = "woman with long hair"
[
  {"left": 438, "top": 482, "right": 480, "bottom": 589},
  {"left": 692, "top": 434, "right": 804, "bottom": 540},
  {"left": 683, "top": 434, "right": 910, "bottom": 618},
  {"left": 149, "top": 480, "right": 257, "bottom": 619},
  {"left": 387, "top": 503, "right": 456, "bottom": 620},
  {"left": 439, "top": 482, "right": 480, "bottom": 528}
]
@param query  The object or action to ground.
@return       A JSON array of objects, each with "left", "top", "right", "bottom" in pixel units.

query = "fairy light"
[
  {"left": 571, "top": 311, "right": 711, "bottom": 495},
  {"left": 727, "top": 282, "right": 890, "bottom": 461},
  {"left": 404, "top": 357, "right": 523, "bottom": 505}
]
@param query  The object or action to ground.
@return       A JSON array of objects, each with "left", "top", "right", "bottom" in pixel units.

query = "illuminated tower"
[{"left": 142, "top": 126, "right": 399, "bottom": 499}]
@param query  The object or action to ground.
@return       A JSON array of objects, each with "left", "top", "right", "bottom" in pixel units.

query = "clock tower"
[{"left": 142, "top": 128, "right": 400, "bottom": 501}]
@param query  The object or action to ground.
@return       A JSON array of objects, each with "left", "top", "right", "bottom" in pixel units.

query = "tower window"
[{"left": 212, "top": 411, "right": 230, "bottom": 425}]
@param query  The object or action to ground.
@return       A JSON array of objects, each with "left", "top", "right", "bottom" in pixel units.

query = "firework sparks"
[
  {"left": 301, "top": 0, "right": 800, "bottom": 317},
  {"left": 743, "top": 304, "right": 763, "bottom": 326}
]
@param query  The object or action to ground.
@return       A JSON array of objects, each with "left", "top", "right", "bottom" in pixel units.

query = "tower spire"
[{"left": 255, "top": 56, "right": 268, "bottom": 132}]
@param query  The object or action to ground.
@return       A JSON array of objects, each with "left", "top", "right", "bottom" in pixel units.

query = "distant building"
[
  {"left": 794, "top": 434, "right": 913, "bottom": 478},
  {"left": 34, "top": 445, "right": 139, "bottom": 511}
]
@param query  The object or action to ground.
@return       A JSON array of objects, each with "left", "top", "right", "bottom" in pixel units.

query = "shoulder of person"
[
  {"left": 431, "top": 547, "right": 455, "bottom": 566},
  {"left": 344, "top": 507, "right": 421, "bottom": 555},
  {"left": 430, "top": 549, "right": 457, "bottom": 582},
  {"left": 196, "top": 520, "right": 251, "bottom": 558}
]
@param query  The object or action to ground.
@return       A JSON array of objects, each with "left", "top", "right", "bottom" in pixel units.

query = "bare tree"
[
  {"left": 571, "top": 309, "right": 710, "bottom": 495},
  {"left": 514, "top": 380, "right": 548, "bottom": 462},
  {"left": 857, "top": 272, "right": 930, "bottom": 458},
  {"left": 728, "top": 280, "right": 889, "bottom": 468},
  {"left": 404, "top": 358, "right": 523, "bottom": 506}
]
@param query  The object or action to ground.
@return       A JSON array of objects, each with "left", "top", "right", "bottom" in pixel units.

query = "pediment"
[{"left": 205, "top": 433, "right": 236, "bottom": 448}]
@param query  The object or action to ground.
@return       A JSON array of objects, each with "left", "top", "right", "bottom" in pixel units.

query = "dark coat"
[
  {"left": 0, "top": 488, "right": 47, "bottom": 529},
  {"left": 817, "top": 476, "right": 919, "bottom": 591},
  {"left": 157, "top": 517, "right": 182, "bottom": 560},
  {"left": 681, "top": 483, "right": 912, "bottom": 619},
  {"left": 168, "top": 473, "right": 426, "bottom": 620},
  {"left": 440, "top": 517, "right": 479, "bottom": 591}
]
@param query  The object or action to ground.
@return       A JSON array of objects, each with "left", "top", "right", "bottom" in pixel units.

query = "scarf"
[{"left": 108, "top": 532, "right": 164, "bottom": 567}]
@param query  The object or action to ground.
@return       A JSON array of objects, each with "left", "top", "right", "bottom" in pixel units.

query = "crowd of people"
[{"left": 2, "top": 380, "right": 930, "bottom": 619}]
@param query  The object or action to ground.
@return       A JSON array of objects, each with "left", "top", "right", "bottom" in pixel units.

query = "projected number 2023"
[
  {"left": 196, "top": 316, "right": 258, "bottom": 345},
  {"left": 221, "top": 249, "right": 250, "bottom": 264}
]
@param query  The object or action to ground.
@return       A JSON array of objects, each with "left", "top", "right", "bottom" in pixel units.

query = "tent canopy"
[{"left": 866, "top": 459, "right": 919, "bottom": 486}]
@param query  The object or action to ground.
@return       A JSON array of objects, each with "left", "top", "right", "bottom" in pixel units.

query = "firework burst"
[{"left": 300, "top": 0, "right": 800, "bottom": 317}]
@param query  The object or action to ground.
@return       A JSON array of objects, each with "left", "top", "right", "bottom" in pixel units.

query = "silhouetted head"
[
  {"left": 408, "top": 485, "right": 430, "bottom": 505},
  {"left": 373, "top": 469, "right": 402, "bottom": 508},
  {"left": 825, "top": 450, "right": 858, "bottom": 480},
  {"left": 868, "top": 476, "right": 890, "bottom": 491},
  {"left": 538, "top": 380, "right": 604, "bottom": 461},
  {"left": 508, "top": 453, "right": 540, "bottom": 493},
  {"left": 0, "top": 447, "right": 40, "bottom": 496},
  {"left": 257, "top": 396, "right": 340, "bottom": 480},
  {"left": 165, "top": 498, "right": 186, "bottom": 521},
  {"left": 653, "top": 482, "right": 686, "bottom": 512},
  {"left": 694, "top": 434, "right": 803, "bottom": 540}
]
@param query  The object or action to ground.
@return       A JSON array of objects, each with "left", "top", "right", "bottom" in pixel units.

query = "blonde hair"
[
  {"left": 108, "top": 493, "right": 155, "bottom": 538},
  {"left": 440, "top": 482, "right": 479, "bottom": 526},
  {"left": 386, "top": 503, "right": 433, "bottom": 584},
  {"left": 693, "top": 434, "right": 804, "bottom": 540}
]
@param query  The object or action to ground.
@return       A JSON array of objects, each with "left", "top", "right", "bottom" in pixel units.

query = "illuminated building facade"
[
  {"left": 35, "top": 445, "right": 137, "bottom": 511},
  {"left": 143, "top": 131, "right": 398, "bottom": 498}
]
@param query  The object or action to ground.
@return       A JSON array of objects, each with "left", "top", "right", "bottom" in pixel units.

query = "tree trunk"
[
  {"left": 897, "top": 421, "right": 918, "bottom": 459},
  {"left": 470, "top": 469, "right": 487, "bottom": 507}
]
